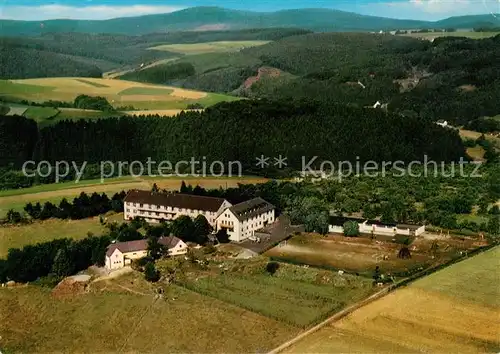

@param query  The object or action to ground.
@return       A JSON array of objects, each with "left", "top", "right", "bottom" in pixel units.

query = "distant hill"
[
  {"left": 0, "top": 28, "right": 306, "bottom": 79},
  {"left": 1, "top": 6, "right": 499, "bottom": 36},
  {"left": 126, "top": 32, "right": 500, "bottom": 126}
]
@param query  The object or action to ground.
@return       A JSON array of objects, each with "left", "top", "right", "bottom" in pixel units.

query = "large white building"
[
  {"left": 215, "top": 197, "right": 276, "bottom": 242},
  {"left": 124, "top": 190, "right": 231, "bottom": 226}
]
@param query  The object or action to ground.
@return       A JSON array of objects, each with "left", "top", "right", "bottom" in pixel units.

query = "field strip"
[
  {"left": 268, "top": 244, "right": 498, "bottom": 354},
  {"left": 268, "top": 287, "right": 392, "bottom": 354}
]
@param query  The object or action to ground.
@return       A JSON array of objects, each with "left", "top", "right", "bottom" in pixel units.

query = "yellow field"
[
  {"left": 283, "top": 247, "right": 500, "bottom": 353},
  {"left": 149, "top": 40, "right": 270, "bottom": 55},
  {"left": 1, "top": 77, "right": 235, "bottom": 110},
  {"left": 125, "top": 109, "right": 202, "bottom": 117}
]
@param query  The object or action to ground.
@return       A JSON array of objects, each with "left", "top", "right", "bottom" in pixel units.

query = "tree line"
[
  {"left": 0, "top": 99, "right": 466, "bottom": 171},
  {"left": 5, "top": 191, "right": 126, "bottom": 223},
  {"left": 0, "top": 235, "right": 110, "bottom": 283}
]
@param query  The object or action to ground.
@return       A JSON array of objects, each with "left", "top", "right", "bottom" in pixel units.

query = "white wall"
[
  {"left": 168, "top": 240, "right": 188, "bottom": 256},
  {"left": 215, "top": 210, "right": 241, "bottom": 241},
  {"left": 216, "top": 209, "right": 275, "bottom": 242},
  {"left": 124, "top": 201, "right": 225, "bottom": 227},
  {"left": 106, "top": 248, "right": 125, "bottom": 270},
  {"left": 329, "top": 225, "right": 344, "bottom": 234},
  {"left": 328, "top": 221, "right": 425, "bottom": 237}
]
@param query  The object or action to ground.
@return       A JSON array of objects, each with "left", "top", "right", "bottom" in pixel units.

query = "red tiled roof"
[
  {"left": 106, "top": 239, "right": 147, "bottom": 257},
  {"left": 159, "top": 236, "right": 183, "bottom": 248},
  {"left": 106, "top": 236, "right": 185, "bottom": 257},
  {"left": 124, "top": 190, "right": 227, "bottom": 212}
]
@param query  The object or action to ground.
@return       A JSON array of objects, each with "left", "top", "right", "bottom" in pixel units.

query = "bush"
[
  {"left": 6, "top": 209, "right": 25, "bottom": 224},
  {"left": 144, "top": 262, "right": 160, "bottom": 282},
  {"left": 343, "top": 221, "right": 360, "bottom": 237},
  {"left": 398, "top": 247, "right": 412, "bottom": 259},
  {"left": 131, "top": 256, "right": 154, "bottom": 272},
  {"left": 203, "top": 244, "right": 217, "bottom": 254},
  {"left": 265, "top": 261, "right": 280, "bottom": 275},
  {"left": 74, "top": 94, "right": 114, "bottom": 111},
  {"left": 186, "top": 103, "right": 204, "bottom": 109}
]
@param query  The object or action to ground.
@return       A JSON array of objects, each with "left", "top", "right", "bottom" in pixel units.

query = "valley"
[{"left": 0, "top": 4, "right": 499, "bottom": 354}]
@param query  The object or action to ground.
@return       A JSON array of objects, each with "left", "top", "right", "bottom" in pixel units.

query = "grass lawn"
[
  {"left": 412, "top": 246, "right": 500, "bottom": 307},
  {"left": 176, "top": 259, "right": 373, "bottom": 328},
  {"left": 149, "top": 40, "right": 270, "bottom": 55},
  {"left": 23, "top": 106, "right": 60, "bottom": 121},
  {"left": 0, "top": 272, "right": 298, "bottom": 352},
  {"left": 51, "top": 108, "right": 123, "bottom": 123},
  {"left": 457, "top": 213, "right": 489, "bottom": 225},
  {"left": 0, "top": 214, "right": 123, "bottom": 258},
  {"left": 180, "top": 273, "right": 372, "bottom": 327},
  {"left": 118, "top": 87, "right": 174, "bottom": 96},
  {"left": 0, "top": 80, "right": 54, "bottom": 96}
]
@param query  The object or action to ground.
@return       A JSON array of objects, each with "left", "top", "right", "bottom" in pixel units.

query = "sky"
[{"left": 0, "top": 0, "right": 499, "bottom": 21}]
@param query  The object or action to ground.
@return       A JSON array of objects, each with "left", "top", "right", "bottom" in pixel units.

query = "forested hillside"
[
  {"left": 0, "top": 28, "right": 308, "bottom": 78},
  {"left": 0, "top": 44, "right": 103, "bottom": 79},
  {"left": 0, "top": 100, "right": 465, "bottom": 170},
  {"left": 139, "top": 32, "right": 500, "bottom": 126},
  {"left": 0, "top": 7, "right": 497, "bottom": 36}
]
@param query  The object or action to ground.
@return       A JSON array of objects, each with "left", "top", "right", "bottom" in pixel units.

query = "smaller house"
[{"left": 105, "top": 236, "right": 188, "bottom": 270}]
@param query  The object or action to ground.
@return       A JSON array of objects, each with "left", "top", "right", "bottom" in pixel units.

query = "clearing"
[
  {"left": 283, "top": 246, "right": 500, "bottom": 353},
  {"left": 149, "top": 41, "right": 270, "bottom": 55},
  {"left": 265, "top": 233, "right": 486, "bottom": 277},
  {"left": 0, "top": 78, "right": 237, "bottom": 111},
  {"left": 0, "top": 213, "right": 123, "bottom": 258}
]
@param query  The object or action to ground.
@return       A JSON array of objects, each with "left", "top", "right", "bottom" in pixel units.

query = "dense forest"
[
  {"left": 0, "top": 28, "right": 309, "bottom": 77},
  {"left": 0, "top": 43, "right": 103, "bottom": 79},
  {"left": 0, "top": 100, "right": 465, "bottom": 172},
  {"left": 131, "top": 33, "right": 500, "bottom": 126}
]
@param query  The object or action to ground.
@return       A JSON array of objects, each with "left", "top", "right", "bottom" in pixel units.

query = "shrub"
[
  {"left": 74, "top": 94, "right": 114, "bottom": 111},
  {"left": 265, "top": 261, "right": 280, "bottom": 275},
  {"left": 144, "top": 262, "right": 160, "bottom": 282},
  {"left": 398, "top": 247, "right": 412, "bottom": 259},
  {"left": 186, "top": 103, "right": 204, "bottom": 109},
  {"left": 203, "top": 244, "right": 217, "bottom": 254},
  {"left": 343, "top": 221, "right": 360, "bottom": 237},
  {"left": 131, "top": 256, "right": 154, "bottom": 272}
]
